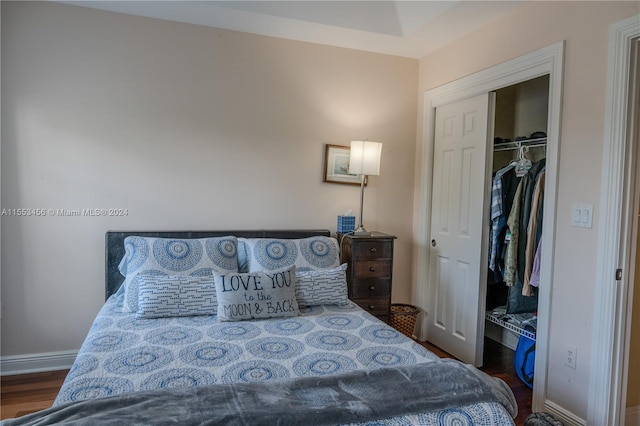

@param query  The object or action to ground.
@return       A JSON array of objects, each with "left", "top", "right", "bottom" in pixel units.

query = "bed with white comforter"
[{"left": 1, "top": 230, "right": 516, "bottom": 426}]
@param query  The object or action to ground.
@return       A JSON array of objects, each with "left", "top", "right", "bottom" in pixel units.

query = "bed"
[{"left": 2, "top": 230, "right": 517, "bottom": 425}]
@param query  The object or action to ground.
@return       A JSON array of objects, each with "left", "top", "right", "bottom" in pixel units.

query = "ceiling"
[{"left": 60, "top": 1, "right": 524, "bottom": 58}]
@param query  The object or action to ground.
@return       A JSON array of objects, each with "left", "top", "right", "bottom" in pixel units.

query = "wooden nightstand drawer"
[
  {"left": 353, "top": 260, "right": 390, "bottom": 278},
  {"left": 338, "top": 232, "right": 396, "bottom": 325},
  {"left": 354, "top": 297, "right": 391, "bottom": 316},
  {"left": 350, "top": 278, "right": 391, "bottom": 298},
  {"left": 353, "top": 241, "right": 392, "bottom": 260}
]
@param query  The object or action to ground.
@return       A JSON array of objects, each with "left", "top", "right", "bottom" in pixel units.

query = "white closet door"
[{"left": 427, "top": 92, "right": 494, "bottom": 367}]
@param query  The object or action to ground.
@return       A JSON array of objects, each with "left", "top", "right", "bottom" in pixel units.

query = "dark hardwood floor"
[
  {"left": 421, "top": 337, "right": 533, "bottom": 425},
  {"left": 1, "top": 369, "right": 68, "bottom": 420},
  {"left": 1, "top": 338, "right": 531, "bottom": 424}
]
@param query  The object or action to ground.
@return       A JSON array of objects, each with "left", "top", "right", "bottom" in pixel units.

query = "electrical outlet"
[{"left": 564, "top": 345, "right": 577, "bottom": 369}]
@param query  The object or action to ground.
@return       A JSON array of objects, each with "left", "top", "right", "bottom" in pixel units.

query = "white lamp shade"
[{"left": 348, "top": 141, "right": 382, "bottom": 176}]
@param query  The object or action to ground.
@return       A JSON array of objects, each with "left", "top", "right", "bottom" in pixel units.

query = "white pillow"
[
  {"left": 214, "top": 266, "right": 299, "bottom": 321},
  {"left": 239, "top": 236, "right": 339, "bottom": 272},
  {"left": 295, "top": 263, "right": 349, "bottom": 308},
  {"left": 119, "top": 236, "right": 238, "bottom": 312},
  {"left": 136, "top": 275, "right": 216, "bottom": 319}
]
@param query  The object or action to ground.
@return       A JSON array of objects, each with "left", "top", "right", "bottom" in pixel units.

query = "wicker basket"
[{"left": 390, "top": 304, "right": 420, "bottom": 338}]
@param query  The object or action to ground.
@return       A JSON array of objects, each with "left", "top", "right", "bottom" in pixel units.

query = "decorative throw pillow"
[
  {"left": 214, "top": 266, "right": 299, "bottom": 321},
  {"left": 239, "top": 237, "right": 339, "bottom": 272},
  {"left": 295, "top": 263, "right": 349, "bottom": 308},
  {"left": 136, "top": 275, "right": 217, "bottom": 319},
  {"left": 118, "top": 236, "right": 238, "bottom": 312}
]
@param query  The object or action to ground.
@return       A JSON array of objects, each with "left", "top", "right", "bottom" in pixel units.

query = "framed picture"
[{"left": 323, "top": 144, "right": 366, "bottom": 186}]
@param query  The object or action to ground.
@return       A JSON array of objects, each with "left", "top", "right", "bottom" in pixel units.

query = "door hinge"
[{"left": 615, "top": 268, "right": 622, "bottom": 281}]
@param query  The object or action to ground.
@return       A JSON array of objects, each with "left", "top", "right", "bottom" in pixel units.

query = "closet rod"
[{"left": 493, "top": 137, "right": 547, "bottom": 152}]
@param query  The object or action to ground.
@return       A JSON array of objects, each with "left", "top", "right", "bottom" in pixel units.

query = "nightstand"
[{"left": 338, "top": 232, "right": 396, "bottom": 323}]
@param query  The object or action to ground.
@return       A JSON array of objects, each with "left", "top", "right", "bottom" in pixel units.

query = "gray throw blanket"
[{"left": 2, "top": 359, "right": 517, "bottom": 425}]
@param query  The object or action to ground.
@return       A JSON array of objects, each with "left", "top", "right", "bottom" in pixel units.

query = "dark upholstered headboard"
[{"left": 105, "top": 229, "right": 331, "bottom": 300}]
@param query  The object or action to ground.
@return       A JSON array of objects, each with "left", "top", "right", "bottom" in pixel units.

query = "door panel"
[
  {"left": 434, "top": 255, "right": 449, "bottom": 330},
  {"left": 459, "top": 148, "right": 474, "bottom": 235},
  {"left": 427, "top": 93, "right": 494, "bottom": 366},
  {"left": 453, "top": 260, "right": 470, "bottom": 340}
]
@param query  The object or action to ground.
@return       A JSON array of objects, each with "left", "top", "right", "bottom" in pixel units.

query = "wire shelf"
[
  {"left": 493, "top": 137, "right": 547, "bottom": 152},
  {"left": 485, "top": 311, "right": 536, "bottom": 341}
]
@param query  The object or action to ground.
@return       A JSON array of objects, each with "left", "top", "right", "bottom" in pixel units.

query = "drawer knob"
[
  {"left": 369, "top": 266, "right": 376, "bottom": 272},
  {"left": 368, "top": 305, "right": 375, "bottom": 310},
  {"left": 369, "top": 286, "right": 376, "bottom": 291},
  {"left": 369, "top": 247, "right": 377, "bottom": 253}
]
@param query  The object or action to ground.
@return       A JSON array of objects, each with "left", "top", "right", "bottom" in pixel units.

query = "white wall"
[
  {"left": 0, "top": 2, "right": 418, "bottom": 357},
  {"left": 416, "top": 1, "right": 640, "bottom": 419}
]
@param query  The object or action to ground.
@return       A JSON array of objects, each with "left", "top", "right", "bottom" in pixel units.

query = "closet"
[{"left": 484, "top": 75, "right": 549, "bottom": 356}]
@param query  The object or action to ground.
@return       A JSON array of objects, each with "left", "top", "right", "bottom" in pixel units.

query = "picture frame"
[{"left": 322, "top": 144, "right": 366, "bottom": 186}]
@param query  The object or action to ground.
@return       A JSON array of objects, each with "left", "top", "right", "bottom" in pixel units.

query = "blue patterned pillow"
[
  {"left": 214, "top": 266, "right": 299, "bottom": 321},
  {"left": 239, "top": 237, "right": 339, "bottom": 272},
  {"left": 295, "top": 263, "right": 349, "bottom": 308},
  {"left": 119, "top": 236, "right": 238, "bottom": 312},
  {"left": 136, "top": 275, "right": 217, "bottom": 319}
]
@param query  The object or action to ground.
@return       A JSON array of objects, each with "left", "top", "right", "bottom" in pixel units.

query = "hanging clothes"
[
  {"left": 489, "top": 139, "right": 546, "bottom": 314},
  {"left": 517, "top": 159, "right": 546, "bottom": 284}
]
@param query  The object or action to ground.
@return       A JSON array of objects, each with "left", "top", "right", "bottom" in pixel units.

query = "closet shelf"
[
  {"left": 493, "top": 137, "right": 547, "bottom": 152},
  {"left": 485, "top": 311, "right": 536, "bottom": 341}
]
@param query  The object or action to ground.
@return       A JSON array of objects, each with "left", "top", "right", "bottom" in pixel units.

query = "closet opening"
[{"left": 484, "top": 75, "right": 550, "bottom": 384}]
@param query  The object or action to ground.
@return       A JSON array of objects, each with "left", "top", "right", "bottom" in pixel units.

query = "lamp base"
[{"left": 352, "top": 226, "right": 371, "bottom": 236}]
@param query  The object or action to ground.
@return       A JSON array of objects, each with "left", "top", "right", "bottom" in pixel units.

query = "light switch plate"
[{"left": 571, "top": 204, "right": 593, "bottom": 228}]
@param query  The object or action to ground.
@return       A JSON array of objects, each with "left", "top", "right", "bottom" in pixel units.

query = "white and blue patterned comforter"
[{"left": 54, "top": 291, "right": 515, "bottom": 425}]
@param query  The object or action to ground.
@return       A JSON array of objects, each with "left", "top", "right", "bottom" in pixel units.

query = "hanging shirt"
[
  {"left": 489, "top": 163, "right": 515, "bottom": 279},
  {"left": 529, "top": 236, "right": 543, "bottom": 288},
  {"left": 489, "top": 166, "right": 520, "bottom": 283},
  {"left": 504, "top": 180, "right": 524, "bottom": 287},
  {"left": 523, "top": 170, "right": 545, "bottom": 296}
]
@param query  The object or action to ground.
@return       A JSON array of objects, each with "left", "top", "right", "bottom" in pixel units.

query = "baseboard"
[
  {"left": 627, "top": 404, "right": 640, "bottom": 425},
  {"left": 0, "top": 350, "right": 77, "bottom": 376},
  {"left": 544, "top": 400, "right": 586, "bottom": 426}
]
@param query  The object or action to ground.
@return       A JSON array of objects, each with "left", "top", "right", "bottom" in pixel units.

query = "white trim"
[
  {"left": 544, "top": 400, "right": 586, "bottom": 426},
  {"left": 589, "top": 14, "right": 640, "bottom": 426},
  {"left": 412, "top": 41, "right": 564, "bottom": 413},
  {"left": 0, "top": 350, "right": 76, "bottom": 376}
]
